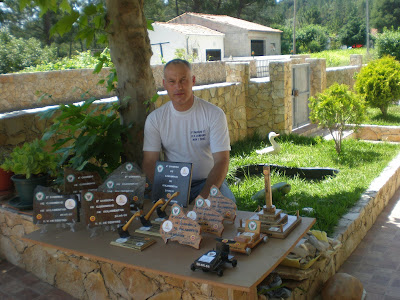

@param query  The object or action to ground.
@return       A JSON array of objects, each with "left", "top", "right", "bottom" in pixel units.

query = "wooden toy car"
[
  {"left": 190, "top": 241, "right": 237, "bottom": 277},
  {"left": 229, "top": 219, "right": 268, "bottom": 255}
]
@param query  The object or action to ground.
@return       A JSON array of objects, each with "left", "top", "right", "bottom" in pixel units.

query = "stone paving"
[
  {"left": 339, "top": 187, "right": 400, "bottom": 300},
  {"left": 0, "top": 259, "right": 77, "bottom": 300}
]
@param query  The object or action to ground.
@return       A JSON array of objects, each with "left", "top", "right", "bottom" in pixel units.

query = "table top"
[{"left": 22, "top": 210, "right": 315, "bottom": 292}]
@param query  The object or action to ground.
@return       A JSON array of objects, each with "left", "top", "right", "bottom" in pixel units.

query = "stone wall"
[
  {"left": 0, "top": 55, "right": 364, "bottom": 149},
  {"left": 0, "top": 208, "right": 250, "bottom": 300}
]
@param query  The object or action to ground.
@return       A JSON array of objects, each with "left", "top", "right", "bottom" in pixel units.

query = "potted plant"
[
  {"left": 1, "top": 139, "right": 58, "bottom": 207},
  {"left": 0, "top": 147, "right": 13, "bottom": 191}
]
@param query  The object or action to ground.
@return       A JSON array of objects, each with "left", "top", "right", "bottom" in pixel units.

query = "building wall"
[
  {"left": 148, "top": 24, "right": 187, "bottom": 65},
  {"left": 248, "top": 31, "right": 281, "bottom": 56}
]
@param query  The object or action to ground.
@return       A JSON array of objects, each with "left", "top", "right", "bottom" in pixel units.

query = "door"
[{"left": 292, "top": 63, "right": 310, "bottom": 129}]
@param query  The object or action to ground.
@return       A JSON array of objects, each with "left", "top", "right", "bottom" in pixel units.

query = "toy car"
[
  {"left": 230, "top": 219, "right": 268, "bottom": 255},
  {"left": 190, "top": 241, "right": 237, "bottom": 277}
]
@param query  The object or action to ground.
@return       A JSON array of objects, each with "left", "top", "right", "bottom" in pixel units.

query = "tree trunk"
[{"left": 106, "top": 0, "right": 156, "bottom": 165}]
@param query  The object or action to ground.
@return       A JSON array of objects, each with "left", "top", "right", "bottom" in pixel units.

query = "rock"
[
  {"left": 321, "top": 273, "right": 363, "bottom": 300},
  {"left": 307, "top": 234, "right": 329, "bottom": 252}
]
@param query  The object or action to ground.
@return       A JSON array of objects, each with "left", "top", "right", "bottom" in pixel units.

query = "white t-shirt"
[{"left": 143, "top": 96, "right": 231, "bottom": 180}]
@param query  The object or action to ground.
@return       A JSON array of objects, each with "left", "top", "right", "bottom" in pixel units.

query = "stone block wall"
[
  {"left": 0, "top": 209, "right": 250, "bottom": 300},
  {"left": 0, "top": 55, "right": 364, "bottom": 149}
]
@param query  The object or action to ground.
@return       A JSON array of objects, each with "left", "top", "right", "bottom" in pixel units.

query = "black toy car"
[{"left": 190, "top": 241, "right": 237, "bottom": 276}]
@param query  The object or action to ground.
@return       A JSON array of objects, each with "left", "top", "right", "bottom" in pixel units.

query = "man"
[{"left": 142, "top": 59, "right": 235, "bottom": 203}]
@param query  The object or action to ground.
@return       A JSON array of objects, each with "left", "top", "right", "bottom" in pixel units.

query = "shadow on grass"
[
  {"left": 369, "top": 113, "right": 400, "bottom": 124},
  {"left": 333, "top": 145, "right": 386, "bottom": 168}
]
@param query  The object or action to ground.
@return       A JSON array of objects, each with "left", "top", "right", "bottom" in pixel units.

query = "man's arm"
[
  {"left": 142, "top": 151, "right": 160, "bottom": 184},
  {"left": 199, "top": 150, "right": 230, "bottom": 199}
]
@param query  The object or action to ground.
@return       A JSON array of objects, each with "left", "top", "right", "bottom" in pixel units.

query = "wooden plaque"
[
  {"left": 81, "top": 190, "right": 131, "bottom": 228},
  {"left": 33, "top": 186, "right": 78, "bottom": 225},
  {"left": 98, "top": 163, "right": 146, "bottom": 207},
  {"left": 160, "top": 203, "right": 202, "bottom": 249},
  {"left": 207, "top": 185, "right": 237, "bottom": 223},
  {"left": 152, "top": 161, "right": 192, "bottom": 207},
  {"left": 110, "top": 235, "right": 156, "bottom": 251},
  {"left": 64, "top": 168, "right": 102, "bottom": 194},
  {"left": 193, "top": 196, "right": 224, "bottom": 237}
]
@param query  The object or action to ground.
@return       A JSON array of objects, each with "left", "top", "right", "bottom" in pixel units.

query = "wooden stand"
[{"left": 110, "top": 235, "right": 156, "bottom": 251}]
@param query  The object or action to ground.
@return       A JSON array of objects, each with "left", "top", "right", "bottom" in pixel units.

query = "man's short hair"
[{"left": 164, "top": 59, "right": 192, "bottom": 74}]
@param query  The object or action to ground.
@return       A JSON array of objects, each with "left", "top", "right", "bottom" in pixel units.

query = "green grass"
[
  {"left": 227, "top": 134, "right": 400, "bottom": 236},
  {"left": 365, "top": 104, "right": 400, "bottom": 126},
  {"left": 309, "top": 48, "right": 378, "bottom": 68}
]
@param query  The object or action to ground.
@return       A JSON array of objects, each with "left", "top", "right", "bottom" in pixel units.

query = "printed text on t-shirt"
[{"left": 191, "top": 130, "right": 206, "bottom": 141}]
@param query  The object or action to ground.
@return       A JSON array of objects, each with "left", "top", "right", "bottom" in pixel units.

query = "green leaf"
[
  {"left": 93, "top": 61, "right": 104, "bottom": 74},
  {"left": 147, "top": 20, "right": 154, "bottom": 31},
  {"left": 51, "top": 11, "right": 79, "bottom": 37},
  {"left": 59, "top": 0, "right": 71, "bottom": 13},
  {"left": 83, "top": 4, "right": 97, "bottom": 16}
]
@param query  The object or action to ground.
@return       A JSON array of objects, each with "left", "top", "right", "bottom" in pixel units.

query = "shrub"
[
  {"left": 296, "top": 25, "right": 329, "bottom": 53},
  {"left": 354, "top": 56, "right": 400, "bottom": 117},
  {"left": 375, "top": 28, "right": 400, "bottom": 60},
  {"left": 309, "top": 83, "right": 366, "bottom": 154},
  {"left": 0, "top": 29, "right": 56, "bottom": 74}
]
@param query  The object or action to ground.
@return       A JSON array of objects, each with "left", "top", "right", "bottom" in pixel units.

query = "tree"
[
  {"left": 354, "top": 56, "right": 400, "bottom": 117},
  {"left": 371, "top": 0, "right": 400, "bottom": 32},
  {"left": 375, "top": 28, "right": 400, "bottom": 60},
  {"left": 339, "top": 14, "right": 366, "bottom": 47},
  {"left": 309, "top": 83, "right": 366, "bottom": 154},
  {"left": 296, "top": 24, "right": 329, "bottom": 53},
  {"left": 21, "top": 0, "right": 156, "bottom": 164}
]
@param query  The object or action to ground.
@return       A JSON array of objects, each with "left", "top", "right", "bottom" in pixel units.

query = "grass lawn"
[
  {"left": 365, "top": 104, "right": 400, "bottom": 126},
  {"left": 309, "top": 48, "right": 378, "bottom": 68},
  {"left": 227, "top": 134, "right": 400, "bottom": 236}
]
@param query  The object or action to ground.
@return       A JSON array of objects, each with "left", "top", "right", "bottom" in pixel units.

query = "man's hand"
[{"left": 199, "top": 151, "right": 230, "bottom": 198}]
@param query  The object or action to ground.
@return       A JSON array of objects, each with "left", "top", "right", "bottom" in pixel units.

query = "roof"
[
  {"left": 168, "top": 13, "right": 282, "bottom": 33},
  {"left": 153, "top": 22, "right": 225, "bottom": 36}
]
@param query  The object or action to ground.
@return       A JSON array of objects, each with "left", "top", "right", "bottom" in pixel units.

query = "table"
[{"left": 22, "top": 210, "right": 315, "bottom": 298}]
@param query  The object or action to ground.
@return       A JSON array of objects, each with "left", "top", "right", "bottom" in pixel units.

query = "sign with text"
[
  {"left": 64, "top": 168, "right": 102, "bottom": 195},
  {"left": 98, "top": 163, "right": 146, "bottom": 207},
  {"left": 160, "top": 203, "right": 202, "bottom": 249},
  {"left": 33, "top": 186, "right": 78, "bottom": 225},
  {"left": 81, "top": 190, "right": 131, "bottom": 228},
  {"left": 152, "top": 161, "right": 192, "bottom": 207}
]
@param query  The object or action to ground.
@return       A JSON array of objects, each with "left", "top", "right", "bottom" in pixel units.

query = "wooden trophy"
[{"left": 240, "top": 165, "right": 301, "bottom": 238}]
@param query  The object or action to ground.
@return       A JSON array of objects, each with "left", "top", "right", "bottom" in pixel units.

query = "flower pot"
[
  {"left": 11, "top": 174, "right": 48, "bottom": 205},
  {"left": 0, "top": 168, "right": 13, "bottom": 191}
]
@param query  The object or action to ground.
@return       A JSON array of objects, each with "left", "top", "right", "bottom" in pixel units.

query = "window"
[{"left": 206, "top": 49, "right": 221, "bottom": 61}]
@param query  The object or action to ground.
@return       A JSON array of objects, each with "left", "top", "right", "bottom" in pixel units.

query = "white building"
[
  {"left": 168, "top": 13, "right": 282, "bottom": 57},
  {"left": 148, "top": 22, "right": 225, "bottom": 65}
]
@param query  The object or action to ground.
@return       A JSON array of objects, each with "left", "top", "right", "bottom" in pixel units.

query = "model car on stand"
[{"left": 190, "top": 240, "right": 237, "bottom": 276}]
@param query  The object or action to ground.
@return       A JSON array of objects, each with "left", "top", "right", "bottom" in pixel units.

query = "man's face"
[{"left": 163, "top": 63, "right": 196, "bottom": 111}]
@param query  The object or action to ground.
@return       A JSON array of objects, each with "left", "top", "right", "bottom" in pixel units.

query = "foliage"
[
  {"left": 174, "top": 48, "right": 198, "bottom": 63},
  {"left": 309, "top": 83, "right": 366, "bottom": 154},
  {"left": 228, "top": 133, "right": 400, "bottom": 235},
  {"left": 20, "top": 49, "right": 112, "bottom": 73},
  {"left": 296, "top": 24, "right": 329, "bottom": 53},
  {"left": 375, "top": 28, "right": 400, "bottom": 60},
  {"left": 354, "top": 56, "right": 400, "bottom": 117},
  {"left": 41, "top": 96, "right": 127, "bottom": 178},
  {"left": 338, "top": 14, "right": 366, "bottom": 47},
  {"left": 371, "top": 0, "right": 400, "bottom": 32},
  {"left": 1, "top": 139, "right": 58, "bottom": 179},
  {"left": 0, "top": 28, "right": 56, "bottom": 74},
  {"left": 310, "top": 48, "right": 377, "bottom": 67}
]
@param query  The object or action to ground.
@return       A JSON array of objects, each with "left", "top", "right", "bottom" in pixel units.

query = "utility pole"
[
  {"left": 293, "top": 0, "right": 296, "bottom": 54},
  {"left": 366, "top": 0, "right": 370, "bottom": 54}
]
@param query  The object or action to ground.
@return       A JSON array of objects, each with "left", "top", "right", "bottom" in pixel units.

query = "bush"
[
  {"left": 21, "top": 48, "right": 113, "bottom": 73},
  {"left": 0, "top": 29, "right": 56, "bottom": 74},
  {"left": 309, "top": 83, "right": 366, "bottom": 154},
  {"left": 354, "top": 56, "right": 400, "bottom": 117},
  {"left": 375, "top": 28, "right": 400, "bottom": 60},
  {"left": 296, "top": 25, "right": 329, "bottom": 53}
]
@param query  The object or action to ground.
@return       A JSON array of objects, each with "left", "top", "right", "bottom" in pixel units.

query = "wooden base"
[
  {"left": 110, "top": 235, "right": 156, "bottom": 251},
  {"left": 239, "top": 214, "right": 301, "bottom": 239},
  {"left": 135, "top": 223, "right": 162, "bottom": 237}
]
